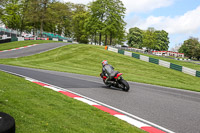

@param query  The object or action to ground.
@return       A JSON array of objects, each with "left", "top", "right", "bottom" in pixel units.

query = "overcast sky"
[{"left": 63, "top": 0, "right": 200, "bottom": 49}]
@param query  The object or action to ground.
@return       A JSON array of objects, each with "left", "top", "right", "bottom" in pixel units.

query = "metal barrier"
[{"left": 107, "top": 46, "right": 200, "bottom": 78}]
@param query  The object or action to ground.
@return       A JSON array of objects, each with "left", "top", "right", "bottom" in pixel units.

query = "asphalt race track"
[
  {"left": 1, "top": 64, "right": 200, "bottom": 133},
  {"left": 0, "top": 43, "right": 200, "bottom": 133},
  {"left": 0, "top": 42, "right": 70, "bottom": 58}
]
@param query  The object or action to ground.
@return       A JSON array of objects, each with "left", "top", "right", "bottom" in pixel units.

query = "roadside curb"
[
  {"left": 0, "top": 68, "right": 174, "bottom": 133},
  {"left": 26, "top": 77, "right": 171, "bottom": 133},
  {"left": 0, "top": 44, "right": 39, "bottom": 52}
]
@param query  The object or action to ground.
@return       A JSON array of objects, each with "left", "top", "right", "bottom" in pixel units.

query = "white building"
[{"left": 152, "top": 51, "right": 184, "bottom": 58}]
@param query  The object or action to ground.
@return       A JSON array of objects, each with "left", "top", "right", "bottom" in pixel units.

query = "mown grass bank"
[
  {"left": 0, "top": 44, "right": 200, "bottom": 92},
  {"left": 0, "top": 71, "right": 144, "bottom": 133},
  {"left": 0, "top": 40, "right": 58, "bottom": 51}
]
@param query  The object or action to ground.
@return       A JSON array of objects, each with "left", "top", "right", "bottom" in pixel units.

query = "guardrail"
[
  {"left": 107, "top": 46, "right": 200, "bottom": 78},
  {"left": 115, "top": 46, "right": 191, "bottom": 61}
]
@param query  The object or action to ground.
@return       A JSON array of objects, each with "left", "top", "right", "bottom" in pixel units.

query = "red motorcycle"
[{"left": 100, "top": 71, "right": 129, "bottom": 92}]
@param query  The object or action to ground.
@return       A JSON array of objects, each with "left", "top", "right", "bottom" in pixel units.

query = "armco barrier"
[
  {"left": 159, "top": 60, "right": 170, "bottom": 68},
  {"left": 182, "top": 67, "right": 196, "bottom": 76},
  {"left": 149, "top": 57, "right": 159, "bottom": 64},
  {"left": 1, "top": 36, "right": 72, "bottom": 44},
  {"left": 108, "top": 47, "right": 118, "bottom": 53},
  {"left": 140, "top": 55, "right": 149, "bottom": 62},
  {"left": 196, "top": 71, "right": 200, "bottom": 77},
  {"left": 132, "top": 53, "right": 140, "bottom": 59},
  {"left": 17, "top": 37, "right": 24, "bottom": 41},
  {"left": 170, "top": 63, "right": 182, "bottom": 72},
  {"left": 124, "top": 51, "right": 132, "bottom": 57},
  {"left": 63, "top": 40, "right": 68, "bottom": 42},
  {"left": 36, "top": 37, "right": 47, "bottom": 40},
  {"left": 118, "top": 49, "right": 124, "bottom": 55},
  {"left": 107, "top": 46, "right": 200, "bottom": 78},
  {"left": 53, "top": 38, "right": 58, "bottom": 41},
  {"left": 11, "top": 37, "right": 18, "bottom": 42},
  {"left": 0, "top": 38, "right": 11, "bottom": 43},
  {"left": 24, "top": 37, "right": 35, "bottom": 40}
]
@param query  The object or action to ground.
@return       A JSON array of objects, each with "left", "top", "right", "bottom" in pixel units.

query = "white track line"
[{"left": 0, "top": 68, "right": 175, "bottom": 133}]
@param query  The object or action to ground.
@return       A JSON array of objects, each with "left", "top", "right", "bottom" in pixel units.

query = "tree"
[
  {"left": 127, "top": 27, "right": 143, "bottom": 48},
  {"left": 0, "top": 0, "right": 6, "bottom": 19},
  {"left": 179, "top": 37, "right": 200, "bottom": 60},
  {"left": 103, "top": 0, "right": 126, "bottom": 45},
  {"left": 88, "top": 0, "right": 126, "bottom": 45},
  {"left": 154, "top": 30, "right": 169, "bottom": 51},
  {"left": 72, "top": 4, "right": 89, "bottom": 43},
  {"left": 127, "top": 27, "right": 169, "bottom": 51},
  {"left": 47, "top": 2, "right": 72, "bottom": 36},
  {"left": 143, "top": 27, "right": 157, "bottom": 50},
  {"left": 1, "top": 0, "right": 21, "bottom": 30},
  {"left": 25, "top": 0, "right": 54, "bottom": 36}
]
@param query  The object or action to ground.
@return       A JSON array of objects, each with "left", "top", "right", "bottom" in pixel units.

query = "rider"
[{"left": 101, "top": 60, "right": 114, "bottom": 83}]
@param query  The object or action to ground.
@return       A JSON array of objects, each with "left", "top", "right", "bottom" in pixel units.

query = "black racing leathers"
[{"left": 102, "top": 64, "right": 114, "bottom": 82}]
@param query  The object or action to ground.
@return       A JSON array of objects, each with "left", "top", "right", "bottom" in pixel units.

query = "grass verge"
[
  {"left": 0, "top": 44, "right": 200, "bottom": 92},
  {"left": 0, "top": 71, "right": 145, "bottom": 133},
  {"left": 0, "top": 40, "right": 58, "bottom": 51}
]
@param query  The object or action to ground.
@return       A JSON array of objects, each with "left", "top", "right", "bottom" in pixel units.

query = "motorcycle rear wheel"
[{"left": 119, "top": 79, "right": 129, "bottom": 92}]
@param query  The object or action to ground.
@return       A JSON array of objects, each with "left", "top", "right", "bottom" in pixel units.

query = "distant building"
[{"left": 152, "top": 51, "right": 184, "bottom": 58}]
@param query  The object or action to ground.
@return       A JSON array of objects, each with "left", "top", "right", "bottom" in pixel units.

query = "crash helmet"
[{"left": 102, "top": 60, "right": 108, "bottom": 66}]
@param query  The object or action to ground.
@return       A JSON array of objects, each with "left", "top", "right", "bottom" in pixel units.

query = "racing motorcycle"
[{"left": 100, "top": 71, "right": 130, "bottom": 92}]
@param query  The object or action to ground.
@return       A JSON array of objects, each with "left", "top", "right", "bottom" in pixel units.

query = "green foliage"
[
  {"left": 47, "top": 2, "right": 72, "bottom": 36},
  {"left": 87, "top": 0, "right": 126, "bottom": 45},
  {"left": 72, "top": 4, "right": 89, "bottom": 43},
  {"left": 1, "top": 0, "right": 21, "bottom": 30},
  {"left": 0, "top": 0, "right": 127, "bottom": 44},
  {"left": 154, "top": 30, "right": 169, "bottom": 50},
  {"left": 178, "top": 37, "right": 200, "bottom": 60},
  {"left": 127, "top": 27, "right": 143, "bottom": 48},
  {"left": 143, "top": 27, "right": 157, "bottom": 50},
  {"left": 127, "top": 27, "right": 169, "bottom": 51}
]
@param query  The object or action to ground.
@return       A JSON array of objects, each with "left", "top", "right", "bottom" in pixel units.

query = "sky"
[{"left": 63, "top": 0, "right": 200, "bottom": 50}]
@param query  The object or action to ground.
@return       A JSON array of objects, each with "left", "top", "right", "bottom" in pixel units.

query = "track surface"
[
  {"left": 0, "top": 64, "right": 200, "bottom": 133},
  {"left": 0, "top": 43, "right": 200, "bottom": 132},
  {"left": 0, "top": 42, "right": 70, "bottom": 58}
]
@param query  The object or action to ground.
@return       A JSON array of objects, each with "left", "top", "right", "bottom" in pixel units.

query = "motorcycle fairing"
[{"left": 114, "top": 73, "right": 123, "bottom": 79}]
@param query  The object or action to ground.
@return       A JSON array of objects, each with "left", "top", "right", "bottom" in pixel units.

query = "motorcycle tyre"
[
  {"left": 119, "top": 79, "right": 129, "bottom": 92},
  {"left": 103, "top": 80, "right": 111, "bottom": 87}
]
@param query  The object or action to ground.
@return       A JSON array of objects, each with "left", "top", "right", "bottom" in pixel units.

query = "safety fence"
[
  {"left": 107, "top": 47, "right": 200, "bottom": 78},
  {"left": 0, "top": 35, "right": 72, "bottom": 44},
  {"left": 116, "top": 46, "right": 191, "bottom": 61},
  {"left": 0, "top": 27, "right": 72, "bottom": 42}
]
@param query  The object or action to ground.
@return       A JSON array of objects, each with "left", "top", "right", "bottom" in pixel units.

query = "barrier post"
[{"left": 105, "top": 46, "right": 108, "bottom": 50}]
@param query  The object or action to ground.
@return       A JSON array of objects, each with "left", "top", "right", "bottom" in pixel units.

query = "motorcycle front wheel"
[
  {"left": 103, "top": 80, "right": 111, "bottom": 87},
  {"left": 119, "top": 79, "right": 129, "bottom": 92}
]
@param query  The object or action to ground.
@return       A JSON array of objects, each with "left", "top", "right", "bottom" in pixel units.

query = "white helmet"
[{"left": 102, "top": 60, "right": 108, "bottom": 66}]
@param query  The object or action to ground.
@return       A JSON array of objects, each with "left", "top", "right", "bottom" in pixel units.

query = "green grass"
[
  {"left": 0, "top": 71, "right": 145, "bottom": 133},
  {"left": 0, "top": 40, "right": 58, "bottom": 51},
  {"left": 130, "top": 50, "right": 200, "bottom": 71},
  {"left": 0, "top": 44, "right": 200, "bottom": 92}
]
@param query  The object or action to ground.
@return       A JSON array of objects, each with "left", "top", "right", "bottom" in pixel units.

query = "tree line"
[
  {"left": 127, "top": 27, "right": 170, "bottom": 51},
  {"left": 0, "top": 0, "right": 126, "bottom": 45},
  {"left": 178, "top": 37, "right": 200, "bottom": 60}
]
